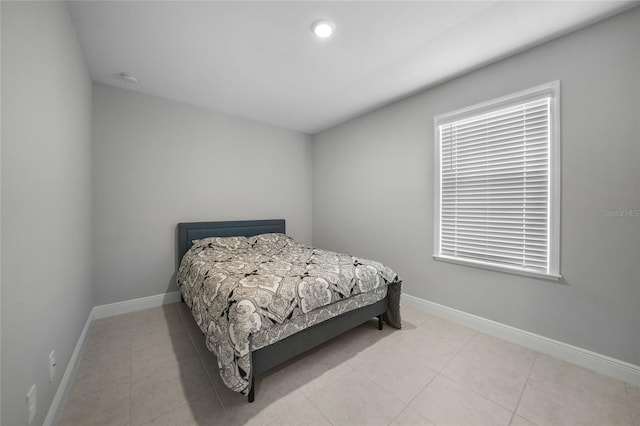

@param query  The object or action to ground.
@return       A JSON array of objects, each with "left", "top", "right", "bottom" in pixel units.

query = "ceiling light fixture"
[
  {"left": 311, "top": 19, "right": 335, "bottom": 39},
  {"left": 119, "top": 72, "right": 138, "bottom": 83}
]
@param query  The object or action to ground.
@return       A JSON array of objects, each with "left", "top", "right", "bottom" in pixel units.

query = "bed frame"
[{"left": 177, "top": 219, "right": 387, "bottom": 402}]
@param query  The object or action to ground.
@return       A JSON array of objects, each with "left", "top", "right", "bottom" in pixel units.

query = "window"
[{"left": 434, "top": 81, "right": 560, "bottom": 279}]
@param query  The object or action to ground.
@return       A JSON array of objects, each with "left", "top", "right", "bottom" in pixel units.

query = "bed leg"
[
  {"left": 248, "top": 376, "right": 255, "bottom": 403},
  {"left": 377, "top": 314, "right": 383, "bottom": 331}
]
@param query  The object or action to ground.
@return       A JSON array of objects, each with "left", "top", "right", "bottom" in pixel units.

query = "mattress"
[{"left": 177, "top": 233, "right": 401, "bottom": 394}]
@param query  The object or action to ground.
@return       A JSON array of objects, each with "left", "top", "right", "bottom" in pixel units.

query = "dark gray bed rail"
[{"left": 249, "top": 298, "right": 386, "bottom": 402}]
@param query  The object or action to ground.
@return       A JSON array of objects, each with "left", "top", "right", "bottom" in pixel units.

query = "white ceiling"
[{"left": 68, "top": 1, "right": 638, "bottom": 134}]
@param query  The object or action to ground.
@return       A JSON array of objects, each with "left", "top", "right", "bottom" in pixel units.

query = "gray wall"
[
  {"left": 1, "top": 2, "right": 93, "bottom": 425},
  {"left": 0, "top": 2, "right": 3, "bottom": 422},
  {"left": 92, "top": 84, "right": 312, "bottom": 306},
  {"left": 312, "top": 8, "right": 640, "bottom": 365}
]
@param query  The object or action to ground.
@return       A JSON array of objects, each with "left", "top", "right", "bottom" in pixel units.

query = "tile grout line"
[
  {"left": 508, "top": 351, "right": 539, "bottom": 425},
  {"left": 64, "top": 315, "right": 133, "bottom": 425},
  {"left": 436, "top": 369, "right": 518, "bottom": 416},
  {"left": 385, "top": 407, "right": 407, "bottom": 426},
  {"left": 398, "top": 371, "right": 439, "bottom": 425},
  {"left": 135, "top": 304, "right": 199, "bottom": 425},
  {"left": 435, "top": 358, "right": 525, "bottom": 418},
  {"left": 624, "top": 382, "right": 636, "bottom": 425},
  {"left": 419, "top": 328, "right": 540, "bottom": 422},
  {"left": 390, "top": 323, "right": 478, "bottom": 425},
  {"left": 63, "top": 305, "right": 196, "bottom": 426},
  {"left": 302, "top": 365, "right": 395, "bottom": 426},
  {"left": 433, "top": 323, "right": 478, "bottom": 378},
  {"left": 129, "top": 317, "right": 133, "bottom": 426},
  {"left": 285, "top": 392, "right": 336, "bottom": 426},
  {"left": 433, "top": 331, "right": 531, "bottom": 416},
  {"left": 127, "top": 309, "right": 141, "bottom": 425},
  {"left": 177, "top": 302, "right": 227, "bottom": 410},
  {"left": 67, "top": 304, "right": 639, "bottom": 426},
  {"left": 130, "top": 331, "right": 135, "bottom": 425}
]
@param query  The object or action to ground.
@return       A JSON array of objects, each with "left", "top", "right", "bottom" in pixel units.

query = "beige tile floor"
[{"left": 58, "top": 302, "right": 640, "bottom": 426}]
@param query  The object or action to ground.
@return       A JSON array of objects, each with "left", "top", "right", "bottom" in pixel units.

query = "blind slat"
[{"left": 442, "top": 124, "right": 549, "bottom": 148}]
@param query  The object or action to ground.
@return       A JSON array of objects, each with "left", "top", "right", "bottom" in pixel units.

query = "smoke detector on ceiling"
[{"left": 118, "top": 72, "right": 138, "bottom": 83}]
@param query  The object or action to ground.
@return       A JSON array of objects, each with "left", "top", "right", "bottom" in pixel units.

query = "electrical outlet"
[
  {"left": 48, "top": 350, "right": 56, "bottom": 382},
  {"left": 27, "top": 385, "right": 37, "bottom": 425}
]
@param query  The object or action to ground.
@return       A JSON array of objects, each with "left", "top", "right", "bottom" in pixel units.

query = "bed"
[{"left": 176, "top": 219, "right": 402, "bottom": 402}]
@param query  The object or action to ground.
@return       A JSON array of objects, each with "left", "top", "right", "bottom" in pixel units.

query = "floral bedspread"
[{"left": 177, "top": 233, "right": 400, "bottom": 394}]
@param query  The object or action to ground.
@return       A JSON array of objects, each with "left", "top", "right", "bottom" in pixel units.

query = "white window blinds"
[{"left": 434, "top": 82, "right": 560, "bottom": 278}]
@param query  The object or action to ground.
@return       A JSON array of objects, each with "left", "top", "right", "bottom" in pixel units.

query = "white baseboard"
[
  {"left": 44, "top": 290, "right": 183, "bottom": 425},
  {"left": 403, "top": 293, "right": 640, "bottom": 387},
  {"left": 93, "top": 291, "right": 182, "bottom": 319},
  {"left": 43, "top": 308, "right": 94, "bottom": 426}
]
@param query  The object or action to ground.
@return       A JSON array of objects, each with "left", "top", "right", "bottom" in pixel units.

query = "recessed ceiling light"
[
  {"left": 311, "top": 19, "right": 335, "bottom": 39},
  {"left": 118, "top": 72, "right": 138, "bottom": 84}
]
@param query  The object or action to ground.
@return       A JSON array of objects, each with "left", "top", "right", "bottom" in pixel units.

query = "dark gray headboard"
[{"left": 177, "top": 219, "right": 286, "bottom": 263}]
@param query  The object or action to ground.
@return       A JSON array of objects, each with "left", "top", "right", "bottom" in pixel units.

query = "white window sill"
[{"left": 433, "top": 255, "right": 562, "bottom": 282}]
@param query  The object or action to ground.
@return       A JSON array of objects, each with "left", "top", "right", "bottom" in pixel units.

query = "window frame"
[{"left": 433, "top": 81, "right": 561, "bottom": 280}]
